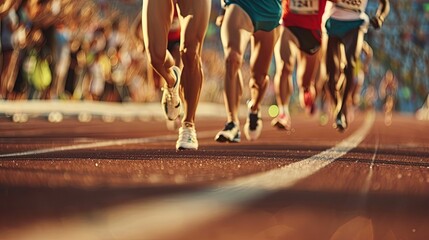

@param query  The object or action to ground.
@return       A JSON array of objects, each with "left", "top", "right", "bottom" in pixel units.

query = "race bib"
[
  {"left": 290, "top": 0, "right": 319, "bottom": 15},
  {"left": 336, "top": 0, "right": 363, "bottom": 12}
]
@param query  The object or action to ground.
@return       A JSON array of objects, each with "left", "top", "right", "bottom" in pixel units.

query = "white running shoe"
[
  {"left": 176, "top": 124, "right": 198, "bottom": 150},
  {"left": 161, "top": 66, "right": 181, "bottom": 120},
  {"left": 215, "top": 122, "right": 241, "bottom": 143},
  {"left": 243, "top": 103, "right": 262, "bottom": 141}
]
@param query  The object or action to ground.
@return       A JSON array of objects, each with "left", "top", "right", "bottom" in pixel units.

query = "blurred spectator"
[
  {"left": 1, "top": 0, "right": 25, "bottom": 99},
  {"left": 0, "top": 1, "right": 14, "bottom": 17},
  {"left": 379, "top": 69, "right": 398, "bottom": 125},
  {"left": 2, "top": 0, "right": 55, "bottom": 100},
  {"left": 367, "top": 0, "right": 429, "bottom": 113},
  {"left": 84, "top": 26, "right": 110, "bottom": 101}
]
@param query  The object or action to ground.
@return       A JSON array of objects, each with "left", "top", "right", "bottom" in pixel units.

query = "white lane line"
[
  {"left": 0, "top": 132, "right": 217, "bottom": 158},
  {"left": 3, "top": 112, "right": 375, "bottom": 240},
  {"left": 362, "top": 133, "right": 380, "bottom": 194},
  {"left": 227, "top": 111, "right": 375, "bottom": 190},
  {"left": 0, "top": 136, "right": 176, "bottom": 158}
]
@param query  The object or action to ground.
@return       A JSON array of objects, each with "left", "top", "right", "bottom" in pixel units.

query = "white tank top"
[{"left": 329, "top": 0, "right": 369, "bottom": 22}]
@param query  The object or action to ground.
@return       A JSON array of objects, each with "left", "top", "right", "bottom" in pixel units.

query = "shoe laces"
[
  {"left": 161, "top": 86, "right": 176, "bottom": 102},
  {"left": 179, "top": 127, "right": 196, "bottom": 143}
]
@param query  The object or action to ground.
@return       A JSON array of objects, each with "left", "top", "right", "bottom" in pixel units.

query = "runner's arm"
[
  {"left": 216, "top": 0, "right": 226, "bottom": 27},
  {"left": 370, "top": 0, "right": 390, "bottom": 29},
  {"left": 361, "top": 41, "right": 373, "bottom": 73}
]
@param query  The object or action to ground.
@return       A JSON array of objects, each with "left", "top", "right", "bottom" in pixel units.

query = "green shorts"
[
  {"left": 325, "top": 18, "right": 364, "bottom": 38},
  {"left": 225, "top": 0, "right": 281, "bottom": 32}
]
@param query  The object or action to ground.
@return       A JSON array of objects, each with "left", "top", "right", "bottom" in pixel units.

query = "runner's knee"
[
  {"left": 224, "top": 50, "right": 243, "bottom": 71},
  {"left": 281, "top": 62, "right": 294, "bottom": 77},
  {"left": 250, "top": 73, "right": 268, "bottom": 89},
  {"left": 180, "top": 42, "right": 202, "bottom": 66}
]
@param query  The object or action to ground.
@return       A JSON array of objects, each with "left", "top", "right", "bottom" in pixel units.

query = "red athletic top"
[
  {"left": 282, "top": 0, "right": 327, "bottom": 30},
  {"left": 168, "top": 8, "right": 181, "bottom": 41}
]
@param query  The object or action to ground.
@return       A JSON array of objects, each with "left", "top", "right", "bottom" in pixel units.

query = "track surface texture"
[{"left": 1, "top": 102, "right": 428, "bottom": 240}]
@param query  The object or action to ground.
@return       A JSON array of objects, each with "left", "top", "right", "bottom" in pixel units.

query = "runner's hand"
[
  {"left": 216, "top": 8, "right": 226, "bottom": 27},
  {"left": 216, "top": 15, "right": 224, "bottom": 27},
  {"left": 370, "top": 16, "right": 383, "bottom": 29}
]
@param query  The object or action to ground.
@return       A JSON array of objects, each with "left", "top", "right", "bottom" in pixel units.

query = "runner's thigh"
[
  {"left": 250, "top": 27, "right": 280, "bottom": 74},
  {"left": 177, "top": 0, "right": 211, "bottom": 50},
  {"left": 278, "top": 27, "right": 299, "bottom": 69},
  {"left": 142, "top": 0, "right": 173, "bottom": 59},
  {"left": 220, "top": 4, "right": 253, "bottom": 55}
]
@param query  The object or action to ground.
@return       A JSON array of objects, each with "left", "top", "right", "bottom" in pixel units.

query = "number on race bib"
[
  {"left": 290, "top": 0, "right": 319, "bottom": 15},
  {"left": 336, "top": 0, "right": 363, "bottom": 11}
]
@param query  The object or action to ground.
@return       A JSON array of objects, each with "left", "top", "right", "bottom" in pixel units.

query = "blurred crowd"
[
  {"left": 366, "top": 0, "right": 429, "bottom": 112},
  {"left": 0, "top": 0, "right": 153, "bottom": 103},
  {"left": 0, "top": 0, "right": 428, "bottom": 114}
]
